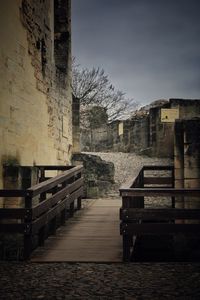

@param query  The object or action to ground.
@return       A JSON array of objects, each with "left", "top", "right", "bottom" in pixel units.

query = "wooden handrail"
[
  {"left": 120, "top": 208, "right": 200, "bottom": 220},
  {"left": 36, "top": 165, "right": 74, "bottom": 170},
  {"left": 142, "top": 165, "right": 173, "bottom": 171},
  {"left": 120, "top": 164, "right": 200, "bottom": 261},
  {"left": 27, "top": 165, "right": 83, "bottom": 197},
  {"left": 120, "top": 188, "right": 200, "bottom": 197}
]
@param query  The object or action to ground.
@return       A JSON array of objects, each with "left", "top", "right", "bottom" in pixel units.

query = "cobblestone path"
[{"left": 0, "top": 262, "right": 200, "bottom": 299}]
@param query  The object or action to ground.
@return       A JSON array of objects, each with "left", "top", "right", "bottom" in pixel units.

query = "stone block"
[
  {"left": 174, "top": 168, "right": 184, "bottom": 180},
  {"left": 184, "top": 179, "right": 200, "bottom": 188},
  {"left": 184, "top": 167, "right": 200, "bottom": 179},
  {"left": 174, "top": 179, "right": 184, "bottom": 188}
]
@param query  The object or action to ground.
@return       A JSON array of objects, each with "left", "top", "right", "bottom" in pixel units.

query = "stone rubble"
[{"left": 88, "top": 152, "right": 172, "bottom": 189}]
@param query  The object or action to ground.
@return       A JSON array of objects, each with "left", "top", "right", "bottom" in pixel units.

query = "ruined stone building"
[
  {"left": 0, "top": 0, "right": 75, "bottom": 191},
  {"left": 81, "top": 99, "right": 200, "bottom": 158}
]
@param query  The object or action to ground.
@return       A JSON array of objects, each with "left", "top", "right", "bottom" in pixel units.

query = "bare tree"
[{"left": 72, "top": 58, "right": 138, "bottom": 123}]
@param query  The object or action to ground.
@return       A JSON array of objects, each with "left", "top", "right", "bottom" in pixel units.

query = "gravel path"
[
  {"left": 1, "top": 153, "right": 200, "bottom": 299},
  {"left": 85, "top": 152, "right": 172, "bottom": 189}
]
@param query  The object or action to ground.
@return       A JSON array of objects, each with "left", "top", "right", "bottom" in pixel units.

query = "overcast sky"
[{"left": 71, "top": 0, "right": 200, "bottom": 106}]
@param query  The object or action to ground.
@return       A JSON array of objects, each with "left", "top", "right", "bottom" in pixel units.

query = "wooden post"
[
  {"left": 38, "top": 226, "right": 45, "bottom": 246},
  {"left": 61, "top": 181, "right": 68, "bottom": 223},
  {"left": 24, "top": 194, "right": 32, "bottom": 260},
  {"left": 69, "top": 201, "right": 74, "bottom": 217},
  {"left": 40, "top": 167, "right": 45, "bottom": 182},
  {"left": 50, "top": 217, "right": 57, "bottom": 235},
  {"left": 77, "top": 196, "right": 82, "bottom": 210},
  {"left": 123, "top": 235, "right": 132, "bottom": 262},
  {"left": 61, "top": 208, "right": 67, "bottom": 225}
]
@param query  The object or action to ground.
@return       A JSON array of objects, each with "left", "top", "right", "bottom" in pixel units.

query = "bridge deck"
[{"left": 31, "top": 197, "right": 122, "bottom": 262}]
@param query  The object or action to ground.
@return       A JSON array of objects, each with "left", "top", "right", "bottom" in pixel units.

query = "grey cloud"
[{"left": 72, "top": 0, "right": 200, "bottom": 105}]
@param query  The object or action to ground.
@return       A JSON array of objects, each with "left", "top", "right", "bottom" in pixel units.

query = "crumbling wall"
[
  {"left": 129, "top": 116, "right": 150, "bottom": 154},
  {"left": 72, "top": 153, "right": 115, "bottom": 198},
  {"left": 80, "top": 99, "right": 200, "bottom": 157},
  {"left": 0, "top": 0, "right": 72, "bottom": 192},
  {"left": 170, "top": 98, "right": 200, "bottom": 119}
]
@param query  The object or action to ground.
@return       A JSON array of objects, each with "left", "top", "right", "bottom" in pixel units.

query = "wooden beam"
[
  {"left": 27, "top": 166, "right": 83, "bottom": 197},
  {"left": 120, "top": 188, "right": 200, "bottom": 197},
  {"left": 120, "top": 208, "right": 200, "bottom": 220},
  {"left": 120, "top": 222, "right": 200, "bottom": 235},
  {"left": 143, "top": 165, "right": 174, "bottom": 171},
  {"left": 36, "top": 165, "right": 74, "bottom": 171},
  {"left": 143, "top": 177, "right": 172, "bottom": 185},
  {"left": 32, "top": 178, "right": 84, "bottom": 218}
]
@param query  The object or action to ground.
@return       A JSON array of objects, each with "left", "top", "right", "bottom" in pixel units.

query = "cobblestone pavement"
[{"left": 1, "top": 262, "right": 200, "bottom": 299}]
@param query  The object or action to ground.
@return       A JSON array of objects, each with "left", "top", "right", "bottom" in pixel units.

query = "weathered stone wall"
[
  {"left": 0, "top": 1, "right": 72, "bottom": 191},
  {"left": 174, "top": 118, "right": 200, "bottom": 221},
  {"left": 149, "top": 105, "right": 174, "bottom": 158},
  {"left": 150, "top": 99, "right": 200, "bottom": 158},
  {"left": 170, "top": 98, "right": 200, "bottom": 119},
  {"left": 129, "top": 116, "right": 150, "bottom": 154},
  {"left": 72, "top": 96, "right": 80, "bottom": 153},
  {"left": 108, "top": 121, "right": 124, "bottom": 152}
]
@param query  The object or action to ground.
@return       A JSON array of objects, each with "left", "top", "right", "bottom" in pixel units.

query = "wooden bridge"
[{"left": 0, "top": 165, "right": 200, "bottom": 262}]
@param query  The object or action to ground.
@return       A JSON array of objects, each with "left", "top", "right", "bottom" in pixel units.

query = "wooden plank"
[
  {"left": 32, "top": 202, "right": 65, "bottom": 234},
  {"left": 0, "top": 208, "right": 26, "bottom": 219},
  {"left": 120, "top": 188, "right": 200, "bottom": 197},
  {"left": 120, "top": 222, "right": 200, "bottom": 235},
  {"left": 31, "top": 198, "right": 122, "bottom": 262},
  {"left": 120, "top": 208, "right": 200, "bottom": 221},
  {"left": 0, "top": 189, "right": 27, "bottom": 197},
  {"left": 68, "top": 187, "right": 84, "bottom": 203},
  {"left": 27, "top": 166, "right": 83, "bottom": 197},
  {"left": 32, "top": 191, "right": 84, "bottom": 234},
  {"left": 143, "top": 177, "right": 172, "bottom": 185},
  {"left": 36, "top": 165, "right": 74, "bottom": 171},
  {"left": 143, "top": 165, "right": 173, "bottom": 171},
  {"left": 31, "top": 187, "right": 84, "bottom": 237},
  {"left": 32, "top": 179, "right": 84, "bottom": 218}
]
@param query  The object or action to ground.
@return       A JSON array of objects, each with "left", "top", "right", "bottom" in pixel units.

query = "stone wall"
[
  {"left": 72, "top": 96, "right": 80, "bottom": 153},
  {"left": 0, "top": 0, "right": 73, "bottom": 191},
  {"left": 149, "top": 104, "right": 174, "bottom": 158},
  {"left": 174, "top": 118, "right": 200, "bottom": 209}
]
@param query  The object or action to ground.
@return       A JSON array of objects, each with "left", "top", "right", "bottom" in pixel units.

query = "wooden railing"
[
  {"left": 119, "top": 165, "right": 200, "bottom": 261},
  {"left": 0, "top": 165, "right": 84, "bottom": 260}
]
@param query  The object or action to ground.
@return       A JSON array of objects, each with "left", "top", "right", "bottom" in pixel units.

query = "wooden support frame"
[
  {"left": 119, "top": 165, "right": 200, "bottom": 261},
  {"left": 0, "top": 165, "right": 84, "bottom": 260}
]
